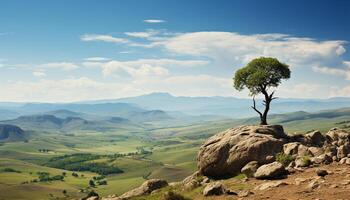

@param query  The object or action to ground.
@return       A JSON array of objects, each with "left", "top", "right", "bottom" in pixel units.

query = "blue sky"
[{"left": 0, "top": 0, "right": 349, "bottom": 102}]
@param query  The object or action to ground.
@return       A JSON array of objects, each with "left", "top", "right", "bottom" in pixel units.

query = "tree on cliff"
[{"left": 233, "top": 57, "right": 291, "bottom": 125}]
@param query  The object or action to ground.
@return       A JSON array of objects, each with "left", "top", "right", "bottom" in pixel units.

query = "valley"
[{"left": 0, "top": 94, "right": 350, "bottom": 199}]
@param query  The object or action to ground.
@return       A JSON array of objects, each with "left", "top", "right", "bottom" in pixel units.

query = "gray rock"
[
  {"left": 202, "top": 182, "right": 226, "bottom": 196},
  {"left": 254, "top": 162, "right": 287, "bottom": 179},
  {"left": 305, "top": 130, "right": 325, "bottom": 146},
  {"left": 308, "top": 147, "right": 324, "bottom": 157},
  {"left": 254, "top": 181, "right": 288, "bottom": 190},
  {"left": 337, "top": 144, "right": 350, "bottom": 159},
  {"left": 297, "top": 144, "right": 312, "bottom": 157},
  {"left": 197, "top": 125, "right": 286, "bottom": 177},
  {"left": 307, "top": 177, "right": 325, "bottom": 190},
  {"left": 237, "top": 190, "right": 253, "bottom": 197},
  {"left": 241, "top": 161, "right": 259, "bottom": 178},
  {"left": 118, "top": 179, "right": 168, "bottom": 199},
  {"left": 339, "top": 157, "right": 350, "bottom": 165},
  {"left": 316, "top": 169, "right": 328, "bottom": 177},
  {"left": 326, "top": 128, "right": 350, "bottom": 144},
  {"left": 283, "top": 142, "right": 299, "bottom": 156}
]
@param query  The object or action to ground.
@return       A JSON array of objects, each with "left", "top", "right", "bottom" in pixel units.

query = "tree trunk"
[{"left": 251, "top": 89, "right": 274, "bottom": 125}]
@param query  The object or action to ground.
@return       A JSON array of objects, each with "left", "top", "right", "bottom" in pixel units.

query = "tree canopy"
[{"left": 233, "top": 57, "right": 291, "bottom": 125}]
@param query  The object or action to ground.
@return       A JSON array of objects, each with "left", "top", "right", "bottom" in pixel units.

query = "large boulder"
[
  {"left": 197, "top": 125, "right": 287, "bottom": 177},
  {"left": 254, "top": 162, "right": 287, "bottom": 179},
  {"left": 118, "top": 179, "right": 168, "bottom": 199},
  {"left": 305, "top": 130, "right": 325, "bottom": 147}
]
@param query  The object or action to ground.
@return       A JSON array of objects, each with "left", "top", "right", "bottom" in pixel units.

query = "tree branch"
[{"left": 251, "top": 96, "right": 263, "bottom": 118}]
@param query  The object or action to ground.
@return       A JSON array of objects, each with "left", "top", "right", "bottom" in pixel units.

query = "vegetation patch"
[
  {"left": 46, "top": 153, "right": 124, "bottom": 175},
  {"left": 276, "top": 152, "right": 294, "bottom": 166}
]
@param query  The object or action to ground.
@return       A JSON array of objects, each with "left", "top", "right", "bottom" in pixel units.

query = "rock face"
[
  {"left": 254, "top": 162, "right": 287, "bottom": 179},
  {"left": 197, "top": 125, "right": 287, "bottom": 177},
  {"left": 118, "top": 179, "right": 168, "bottom": 199}
]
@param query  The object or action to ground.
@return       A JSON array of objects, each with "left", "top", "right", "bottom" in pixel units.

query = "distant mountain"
[
  {"left": 1, "top": 115, "right": 89, "bottom": 131},
  {"left": 46, "top": 109, "right": 83, "bottom": 119},
  {"left": 127, "top": 110, "right": 173, "bottom": 122},
  {"left": 12, "top": 102, "right": 145, "bottom": 118},
  {"left": 0, "top": 114, "right": 143, "bottom": 132},
  {"left": 0, "top": 124, "right": 26, "bottom": 142},
  {"left": 83, "top": 92, "right": 350, "bottom": 118},
  {"left": 0, "top": 109, "right": 21, "bottom": 121}
]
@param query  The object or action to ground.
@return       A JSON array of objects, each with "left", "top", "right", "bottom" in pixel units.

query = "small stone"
[
  {"left": 237, "top": 190, "right": 253, "bottom": 197},
  {"left": 316, "top": 169, "right": 328, "bottom": 177},
  {"left": 295, "top": 178, "right": 308, "bottom": 185},
  {"left": 241, "top": 161, "right": 259, "bottom": 178},
  {"left": 254, "top": 181, "right": 288, "bottom": 190},
  {"left": 203, "top": 182, "right": 226, "bottom": 196}
]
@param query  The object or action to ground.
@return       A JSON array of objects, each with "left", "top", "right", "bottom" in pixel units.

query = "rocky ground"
[
  {"left": 216, "top": 163, "right": 350, "bottom": 200},
  {"left": 86, "top": 125, "right": 350, "bottom": 200}
]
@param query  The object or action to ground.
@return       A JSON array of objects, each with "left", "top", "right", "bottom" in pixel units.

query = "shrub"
[
  {"left": 276, "top": 152, "right": 294, "bottom": 166},
  {"left": 301, "top": 156, "right": 312, "bottom": 166},
  {"left": 2, "top": 168, "right": 21, "bottom": 173},
  {"left": 162, "top": 191, "right": 186, "bottom": 200},
  {"left": 82, "top": 190, "right": 99, "bottom": 200},
  {"left": 89, "top": 180, "right": 95, "bottom": 187}
]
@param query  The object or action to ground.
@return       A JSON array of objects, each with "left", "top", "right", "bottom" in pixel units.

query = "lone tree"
[{"left": 233, "top": 57, "right": 290, "bottom": 125}]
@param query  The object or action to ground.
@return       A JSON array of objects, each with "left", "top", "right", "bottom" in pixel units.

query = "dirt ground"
[{"left": 201, "top": 163, "right": 350, "bottom": 200}]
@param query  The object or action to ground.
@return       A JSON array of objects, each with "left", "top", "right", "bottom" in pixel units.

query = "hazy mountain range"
[{"left": 0, "top": 93, "right": 350, "bottom": 120}]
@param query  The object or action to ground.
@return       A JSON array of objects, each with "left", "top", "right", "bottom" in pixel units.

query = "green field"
[{"left": 1, "top": 108, "right": 350, "bottom": 200}]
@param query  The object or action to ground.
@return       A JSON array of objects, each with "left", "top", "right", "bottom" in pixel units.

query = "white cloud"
[
  {"left": 125, "top": 30, "right": 158, "bottom": 38},
  {"left": 156, "top": 32, "right": 347, "bottom": 68},
  {"left": 0, "top": 77, "right": 134, "bottom": 102},
  {"left": 32, "top": 71, "right": 46, "bottom": 77},
  {"left": 81, "top": 34, "right": 128, "bottom": 43},
  {"left": 143, "top": 19, "right": 166, "bottom": 23},
  {"left": 312, "top": 61, "right": 350, "bottom": 80},
  {"left": 330, "top": 85, "right": 350, "bottom": 97},
  {"left": 0, "top": 75, "right": 236, "bottom": 102},
  {"left": 82, "top": 58, "right": 209, "bottom": 77},
  {"left": 277, "top": 83, "right": 324, "bottom": 98},
  {"left": 38, "top": 62, "right": 78, "bottom": 71},
  {"left": 95, "top": 60, "right": 170, "bottom": 78},
  {"left": 84, "top": 57, "right": 110, "bottom": 61}
]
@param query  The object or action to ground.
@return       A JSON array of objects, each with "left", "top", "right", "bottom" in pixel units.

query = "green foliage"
[
  {"left": 97, "top": 180, "right": 107, "bottom": 185},
  {"left": 82, "top": 190, "right": 99, "bottom": 200},
  {"left": 301, "top": 156, "right": 312, "bottom": 166},
  {"left": 2, "top": 168, "right": 21, "bottom": 173},
  {"left": 36, "top": 172, "right": 64, "bottom": 182},
  {"left": 276, "top": 152, "right": 294, "bottom": 166},
  {"left": 89, "top": 180, "right": 95, "bottom": 187},
  {"left": 46, "top": 154, "right": 123, "bottom": 175},
  {"left": 162, "top": 191, "right": 186, "bottom": 200},
  {"left": 233, "top": 57, "right": 290, "bottom": 95}
]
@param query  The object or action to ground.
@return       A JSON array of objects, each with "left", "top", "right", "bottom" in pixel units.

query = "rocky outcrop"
[
  {"left": 254, "top": 162, "right": 287, "bottom": 179},
  {"left": 197, "top": 125, "right": 287, "bottom": 177},
  {"left": 118, "top": 179, "right": 168, "bottom": 199}
]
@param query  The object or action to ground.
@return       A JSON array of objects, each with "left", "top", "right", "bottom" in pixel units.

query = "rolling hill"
[{"left": 0, "top": 124, "right": 26, "bottom": 142}]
